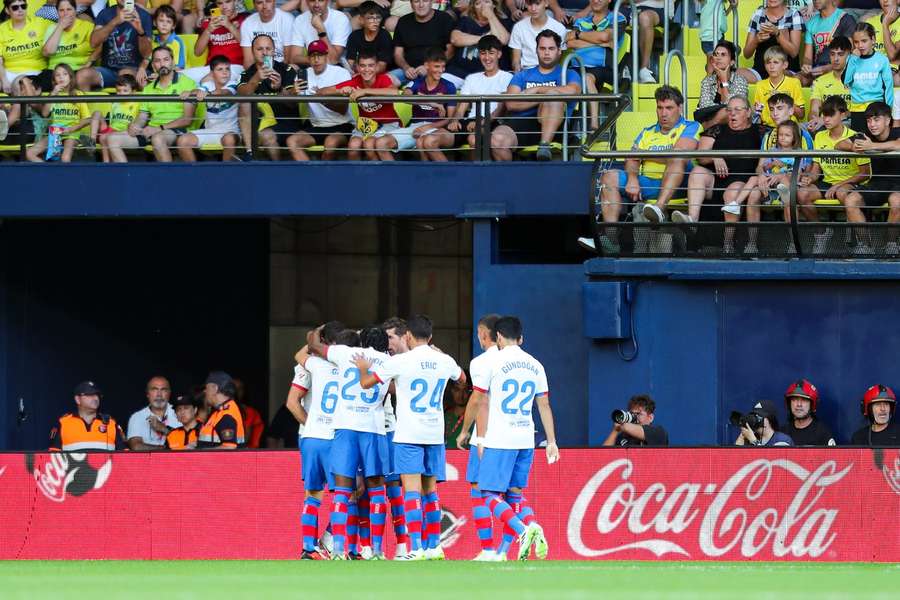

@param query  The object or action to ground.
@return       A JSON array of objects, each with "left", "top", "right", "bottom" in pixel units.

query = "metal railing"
[
  {"left": 612, "top": 0, "right": 628, "bottom": 95},
  {"left": 711, "top": 0, "right": 741, "bottom": 51},
  {"left": 560, "top": 54, "right": 590, "bottom": 160},
  {"left": 663, "top": 49, "right": 687, "bottom": 94}
]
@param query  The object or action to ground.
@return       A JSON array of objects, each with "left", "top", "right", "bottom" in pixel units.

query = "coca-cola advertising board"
[{"left": 1, "top": 449, "right": 898, "bottom": 560}]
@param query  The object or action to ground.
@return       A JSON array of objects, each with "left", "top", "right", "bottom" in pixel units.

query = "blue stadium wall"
[{"left": 2, "top": 163, "right": 899, "bottom": 449}]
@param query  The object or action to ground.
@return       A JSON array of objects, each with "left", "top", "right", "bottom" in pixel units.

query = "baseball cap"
[
  {"left": 750, "top": 399, "right": 778, "bottom": 419},
  {"left": 171, "top": 393, "right": 200, "bottom": 408},
  {"left": 206, "top": 371, "right": 237, "bottom": 398},
  {"left": 73, "top": 381, "right": 102, "bottom": 396},
  {"left": 307, "top": 40, "right": 329, "bottom": 56}
]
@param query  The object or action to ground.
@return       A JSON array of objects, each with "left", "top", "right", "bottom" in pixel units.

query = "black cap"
[
  {"left": 750, "top": 399, "right": 777, "bottom": 419},
  {"left": 171, "top": 393, "right": 200, "bottom": 408},
  {"left": 206, "top": 371, "right": 236, "bottom": 398},
  {"left": 73, "top": 381, "right": 102, "bottom": 396}
]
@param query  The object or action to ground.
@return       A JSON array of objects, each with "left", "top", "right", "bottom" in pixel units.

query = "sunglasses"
[{"left": 9, "top": 2, "right": 27, "bottom": 10}]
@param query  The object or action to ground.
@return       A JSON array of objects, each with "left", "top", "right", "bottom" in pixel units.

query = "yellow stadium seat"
[
  {"left": 614, "top": 111, "right": 655, "bottom": 150},
  {"left": 182, "top": 34, "right": 208, "bottom": 69}
]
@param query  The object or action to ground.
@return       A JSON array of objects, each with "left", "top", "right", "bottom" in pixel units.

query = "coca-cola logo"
[
  {"left": 567, "top": 458, "right": 852, "bottom": 559},
  {"left": 874, "top": 449, "right": 900, "bottom": 495},
  {"left": 24, "top": 453, "right": 113, "bottom": 503}
]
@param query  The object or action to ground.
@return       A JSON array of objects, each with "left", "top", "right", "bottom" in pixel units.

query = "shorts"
[
  {"left": 303, "top": 122, "right": 353, "bottom": 145},
  {"left": 134, "top": 128, "right": 186, "bottom": 147},
  {"left": 393, "top": 442, "right": 446, "bottom": 481},
  {"left": 351, "top": 121, "right": 401, "bottom": 138},
  {"left": 615, "top": 170, "right": 690, "bottom": 202},
  {"left": 812, "top": 179, "right": 855, "bottom": 198},
  {"left": 330, "top": 429, "right": 388, "bottom": 479},
  {"left": 465, "top": 444, "right": 480, "bottom": 484},
  {"left": 638, "top": 6, "right": 666, "bottom": 23},
  {"left": 498, "top": 116, "right": 553, "bottom": 148},
  {"left": 188, "top": 128, "right": 238, "bottom": 146},
  {"left": 384, "top": 121, "right": 437, "bottom": 151},
  {"left": 584, "top": 65, "right": 614, "bottom": 89},
  {"left": 384, "top": 430, "right": 400, "bottom": 483},
  {"left": 477, "top": 447, "right": 534, "bottom": 493},
  {"left": 300, "top": 436, "right": 334, "bottom": 491},
  {"left": 852, "top": 181, "right": 900, "bottom": 208},
  {"left": 94, "top": 66, "right": 132, "bottom": 89}
]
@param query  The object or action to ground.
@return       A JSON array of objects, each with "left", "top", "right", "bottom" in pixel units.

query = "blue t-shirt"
[
  {"left": 764, "top": 431, "right": 795, "bottom": 446},
  {"left": 571, "top": 11, "right": 627, "bottom": 68},
  {"left": 95, "top": 6, "right": 154, "bottom": 71},
  {"left": 508, "top": 65, "right": 582, "bottom": 118},
  {"left": 406, "top": 76, "right": 457, "bottom": 122},
  {"left": 844, "top": 51, "right": 895, "bottom": 109},
  {"left": 804, "top": 9, "right": 856, "bottom": 68}
]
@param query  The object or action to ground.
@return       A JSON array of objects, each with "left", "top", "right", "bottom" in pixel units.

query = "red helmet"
[
  {"left": 861, "top": 384, "right": 896, "bottom": 418},
  {"left": 784, "top": 379, "right": 819, "bottom": 412}
]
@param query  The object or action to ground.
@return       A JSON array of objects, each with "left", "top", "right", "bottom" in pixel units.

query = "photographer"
[
  {"left": 783, "top": 379, "right": 836, "bottom": 446},
  {"left": 602, "top": 395, "right": 668, "bottom": 447},
  {"left": 733, "top": 400, "right": 794, "bottom": 446}
]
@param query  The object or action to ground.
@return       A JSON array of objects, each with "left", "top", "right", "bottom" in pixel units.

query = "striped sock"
[
  {"left": 301, "top": 496, "right": 321, "bottom": 552},
  {"left": 470, "top": 486, "right": 494, "bottom": 551},
  {"left": 404, "top": 491, "right": 423, "bottom": 552},
  {"left": 498, "top": 522, "right": 515, "bottom": 556},
  {"left": 423, "top": 491, "right": 442, "bottom": 551},
  {"left": 331, "top": 487, "right": 353, "bottom": 556},
  {"left": 484, "top": 492, "right": 526, "bottom": 536},
  {"left": 506, "top": 492, "right": 536, "bottom": 526},
  {"left": 387, "top": 483, "right": 409, "bottom": 545},
  {"left": 347, "top": 498, "right": 359, "bottom": 555},
  {"left": 358, "top": 493, "right": 371, "bottom": 550},
  {"left": 368, "top": 485, "right": 387, "bottom": 555}
]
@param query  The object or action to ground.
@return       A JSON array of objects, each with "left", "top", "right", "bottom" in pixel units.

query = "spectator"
[
  {"left": 851, "top": 384, "right": 900, "bottom": 445},
  {"left": 0, "top": 74, "right": 45, "bottom": 149},
  {"left": 841, "top": 0, "right": 883, "bottom": 22},
  {"left": 799, "top": 0, "right": 856, "bottom": 87},
  {"left": 632, "top": 0, "right": 670, "bottom": 84},
  {"left": 508, "top": 0, "right": 566, "bottom": 72},
  {"left": 126, "top": 375, "right": 180, "bottom": 451},
  {"left": 82, "top": 0, "right": 153, "bottom": 91},
  {"left": 443, "top": 371, "right": 470, "bottom": 447},
  {"left": 693, "top": 40, "right": 748, "bottom": 130},
  {"left": 199, "top": 370, "right": 246, "bottom": 448},
  {"left": 176, "top": 55, "right": 241, "bottom": 161},
  {"left": 391, "top": 0, "right": 455, "bottom": 85},
  {"left": 782, "top": 379, "right": 836, "bottom": 446},
  {"left": 98, "top": 73, "right": 140, "bottom": 162},
  {"left": 25, "top": 63, "right": 99, "bottom": 162},
  {"left": 753, "top": 47, "right": 805, "bottom": 128},
  {"left": 447, "top": 0, "right": 512, "bottom": 87},
  {"left": 761, "top": 93, "right": 814, "bottom": 150},
  {"left": 807, "top": 35, "right": 852, "bottom": 132},
  {"left": 35, "top": 0, "right": 92, "bottom": 21},
  {"left": 286, "top": 39, "right": 353, "bottom": 160},
  {"left": 698, "top": 0, "right": 736, "bottom": 56},
  {"left": 137, "top": 5, "right": 187, "bottom": 88},
  {"left": 106, "top": 46, "right": 197, "bottom": 162},
  {"left": 867, "top": 0, "right": 900, "bottom": 85},
  {"left": 236, "top": 33, "right": 301, "bottom": 160},
  {"left": 49, "top": 381, "right": 126, "bottom": 451},
  {"left": 0, "top": 0, "right": 50, "bottom": 93},
  {"left": 601, "top": 394, "right": 669, "bottom": 446},
  {"left": 266, "top": 403, "right": 301, "bottom": 448},
  {"left": 187, "top": 0, "right": 247, "bottom": 84},
  {"left": 385, "top": 0, "right": 449, "bottom": 32},
  {"left": 239, "top": 0, "right": 295, "bottom": 67},
  {"left": 375, "top": 47, "right": 456, "bottom": 160},
  {"left": 741, "top": 0, "right": 803, "bottom": 83},
  {"left": 165, "top": 393, "right": 202, "bottom": 450},
  {"left": 289, "top": 0, "right": 351, "bottom": 66},
  {"left": 233, "top": 377, "right": 264, "bottom": 449},
  {"left": 676, "top": 95, "right": 763, "bottom": 225},
  {"left": 345, "top": 1, "right": 394, "bottom": 74},
  {"left": 41, "top": 0, "right": 94, "bottom": 91},
  {"left": 318, "top": 49, "right": 402, "bottom": 160},
  {"left": 734, "top": 400, "right": 794, "bottom": 446},
  {"left": 845, "top": 22, "right": 894, "bottom": 134},
  {"left": 490, "top": 29, "right": 580, "bottom": 161},
  {"left": 597, "top": 85, "right": 699, "bottom": 235}
]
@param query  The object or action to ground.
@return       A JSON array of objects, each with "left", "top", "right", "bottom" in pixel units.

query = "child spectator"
[
  {"left": 808, "top": 36, "right": 852, "bottom": 132},
  {"left": 98, "top": 73, "right": 141, "bottom": 163},
  {"left": 761, "top": 93, "right": 814, "bottom": 150},
  {"left": 345, "top": 1, "right": 394, "bottom": 74},
  {"left": 509, "top": 0, "right": 567, "bottom": 72},
  {"left": 845, "top": 22, "right": 894, "bottom": 134},
  {"left": 137, "top": 5, "right": 186, "bottom": 88},
  {"left": 176, "top": 56, "right": 241, "bottom": 162},
  {"left": 375, "top": 46, "right": 456, "bottom": 160},
  {"left": 26, "top": 63, "right": 99, "bottom": 162},
  {"left": 41, "top": 0, "right": 94, "bottom": 91},
  {"left": 866, "top": 0, "right": 900, "bottom": 84},
  {"left": 186, "top": 0, "right": 247, "bottom": 83},
  {"left": 752, "top": 46, "right": 804, "bottom": 127}
]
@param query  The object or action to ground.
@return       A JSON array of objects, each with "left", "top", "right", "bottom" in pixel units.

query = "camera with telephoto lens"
[
  {"left": 729, "top": 410, "right": 765, "bottom": 430},
  {"left": 611, "top": 409, "right": 640, "bottom": 425}
]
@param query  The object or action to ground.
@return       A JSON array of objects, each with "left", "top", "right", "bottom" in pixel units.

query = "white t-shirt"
[
  {"left": 508, "top": 17, "right": 568, "bottom": 69},
  {"left": 126, "top": 405, "right": 181, "bottom": 446},
  {"left": 305, "top": 63, "right": 353, "bottom": 127},
  {"left": 373, "top": 344, "right": 463, "bottom": 445},
  {"left": 467, "top": 344, "right": 498, "bottom": 444},
  {"left": 326, "top": 344, "right": 390, "bottom": 434},
  {"left": 201, "top": 81, "right": 239, "bottom": 132},
  {"left": 301, "top": 356, "right": 339, "bottom": 440},
  {"left": 290, "top": 9, "right": 351, "bottom": 51},
  {"left": 472, "top": 344, "right": 548, "bottom": 450},
  {"left": 239, "top": 9, "right": 296, "bottom": 63},
  {"left": 460, "top": 70, "right": 514, "bottom": 119}
]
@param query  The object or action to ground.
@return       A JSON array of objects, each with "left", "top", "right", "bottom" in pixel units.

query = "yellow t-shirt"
[
  {"left": 106, "top": 101, "right": 140, "bottom": 132},
  {"left": 44, "top": 19, "right": 93, "bottom": 70},
  {"left": 810, "top": 71, "right": 851, "bottom": 107},
  {"left": 633, "top": 117, "right": 702, "bottom": 179},
  {"left": 754, "top": 75, "right": 805, "bottom": 127},
  {"left": 0, "top": 15, "right": 50, "bottom": 72},
  {"left": 866, "top": 14, "right": 900, "bottom": 60},
  {"left": 48, "top": 90, "right": 93, "bottom": 138},
  {"left": 813, "top": 126, "right": 871, "bottom": 185}
]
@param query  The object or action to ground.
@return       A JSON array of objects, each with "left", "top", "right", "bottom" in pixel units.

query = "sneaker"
[
  {"left": 642, "top": 203, "right": 666, "bottom": 223},
  {"left": 473, "top": 550, "right": 496, "bottom": 562},
  {"left": 776, "top": 183, "right": 791, "bottom": 206},
  {"left": 394, "top": 549, "right": 427, "bottom": 561},
  {"left": 424, "top": 546, "right": 445, "bottom": 561},
  {"left": 621, "top": 66, "right": 631, "bottom": 81},
  {"left": 853, "top": 242, "right": 875, "bottom": 257},
  {"left": 516, "top": 524, "right": 539, "bottom": 561},
  {"left": 319, "top": 530, "right": 334, "bottom": 556},
  {"left": 300, "top": 549, "right": 326, "bottom": 560},
  {"left": 535, "top": 142, "right": 552, "bottom": 161},
  {"left": 393, "top": 542, "right": 408, "bottom": 559},
  {"left": 638, "top": 67, "right": 656, "bottom": 83},
  {"left": 671, "top": 210, "right": 693, "bottom": 224},
  {"left": 0, "top": 109, "right": 7, "bottom": 141},
  {"left": 632, "top": 202, "right": 649, "bottom": 223},
  {"left": 577, "top": 236, "right": 596, "bottom": 252},
  {"left": 348, "top": 552, "right": 363, "bottom": 560},
  {"left": 812, "top": 229, "right": 833, "bottom": 255},
  {"left": 723, "top": 239, "right": 735, "bottom": 255},
  {"left": 531, "top": 523, "right": 549, "bottom": 560},
  {"left": 233, "top": 150, "right": 253, "bottom": 162},
  {"left": 885, "top": 241, "right": 900, "bottom": 256},
  {"left": 721, "top": 203, "right": 741, "bottom": 216},
  {"left": 743, "top": 241, "right": 758, "bottom": 255}
]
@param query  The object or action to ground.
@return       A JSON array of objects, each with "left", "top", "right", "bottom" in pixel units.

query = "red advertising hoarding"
[{"left": 2, "top": 449, "right": 899, "bottom": 560}]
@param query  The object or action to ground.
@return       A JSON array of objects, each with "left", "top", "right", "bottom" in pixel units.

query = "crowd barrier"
[{"left": 2, "top": 448, "right": 898, "bottom": 561}]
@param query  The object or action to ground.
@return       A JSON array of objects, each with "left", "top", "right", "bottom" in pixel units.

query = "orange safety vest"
[
  {"left": 49, "top": 413, "right": 125, "bottom": 451},
  {"left": 198, "top": 400, "right": 245, "bottom": 448},
  {"left": 165, "top": 423, "right": 199, "bottom": 450}
]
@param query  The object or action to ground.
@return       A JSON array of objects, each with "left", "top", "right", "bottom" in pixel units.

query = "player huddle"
[{"left": 287, "top": 313, "right": 558, "bottom": 561}]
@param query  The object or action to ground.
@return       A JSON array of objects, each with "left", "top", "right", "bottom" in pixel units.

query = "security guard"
[
  {"left": 49, "top": 381, "right": 126, "bottom": 451},
  {"left": 165, "top": 393, "right": 202, "bottom": 450},
  {"left": 198, "top": 371, "right": 245, "bottom": 449}
]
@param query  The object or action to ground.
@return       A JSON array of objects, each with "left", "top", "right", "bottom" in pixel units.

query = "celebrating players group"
[{"left": 287, "top": 313, "right": 558, "bottom": 561}]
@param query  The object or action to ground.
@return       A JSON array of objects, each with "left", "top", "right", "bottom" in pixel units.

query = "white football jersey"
[
  {"left": 467, "top": 345, "right": 498, "bottom": 445},
  {"left": 326, "top": 345, "right": 390, "bottom": 434},
  {"left": 384, "top": 393, "right": 396, "bottom": 433},
  {"left": 301, "top": 356, "right": 339, "bottom": 440},
  {"left": 373, "top": 344, "right": 463, "bottom": 445},
  {"left": 472, "top": 344, "right": 548, "bottom": 450},
  {"left": 292, "top": 363, "right": 312, "bottom": 436}
]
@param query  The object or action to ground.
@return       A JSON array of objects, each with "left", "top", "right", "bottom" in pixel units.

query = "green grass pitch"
[{"left": 2, "top": 560, "right": 898, "bottom": 599}]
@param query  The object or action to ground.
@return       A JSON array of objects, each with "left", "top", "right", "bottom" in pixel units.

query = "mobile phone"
[
  {"left": 210, "top": 7, "right": 222, "bottom": 17},
  {"left": 124, "top": 0, "right": 134, "bottom": 12},
  {"left": 262, "top": 55, "right": 273, "bottom": 70}
]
